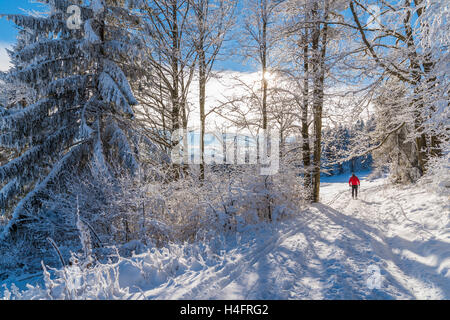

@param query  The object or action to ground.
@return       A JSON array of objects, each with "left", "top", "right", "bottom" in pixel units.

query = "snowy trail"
[
  {"left": 342, "top": 183, "right": 449, "bottom": 299},
  {"left": 126, "top": 177, "right": 449, "bottom": 300},
  {"left": 309, "top": 179, "right": 448, "bottom": 299}
]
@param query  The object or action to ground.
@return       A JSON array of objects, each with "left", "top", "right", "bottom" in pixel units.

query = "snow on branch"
[
  {"left": 0, "top": 126, "right": 78, "bottom": 184},
  {"left": 103, "top": 59, "right": 138, "bottom": 106},
  {"left": 98, "top": 72, "right": 134, "bottom": 117},
  {"left": 105, "top": 120, "right": 139, "bottom": 173},
  {"left": 0, "top": 178, "right": 19, "bottom": 210},
  {"left": 0, "top": 141, "right": 92, "bottom": 241}
]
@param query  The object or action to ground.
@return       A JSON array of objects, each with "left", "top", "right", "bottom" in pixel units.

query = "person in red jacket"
[{"left": 349, "top": 173, "right": 360, "bottom": 199}]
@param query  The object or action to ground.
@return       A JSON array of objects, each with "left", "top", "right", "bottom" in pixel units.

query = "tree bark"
[
  {"left": 261, "top": 3, "right": 268, "bottom": 132},
  {"left": 311, "top": 1, "right": 328, "bottom": 203},
  {"left": 199, "top": 42, "right": 206, "bottom": 180},
  {"left": 301, "top": 29, "right": 312, "bottom": 200}
]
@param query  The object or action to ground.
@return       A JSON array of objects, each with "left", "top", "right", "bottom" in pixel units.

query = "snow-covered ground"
[{"left": 1, "top": 174, "right": 449, "bottom": 299}]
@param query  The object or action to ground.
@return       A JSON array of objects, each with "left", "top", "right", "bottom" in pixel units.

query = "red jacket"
[{"left": 349, "top": 176, "right": 360, "bottom": 186}]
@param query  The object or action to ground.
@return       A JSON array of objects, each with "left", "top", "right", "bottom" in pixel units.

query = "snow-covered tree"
[
  {"left": 0, "top": 0, "right": 145, "bottom": 240},
  {"left": 188, "top": 0, "right": 235, "bottom": 180},
  {"left": 321, "top": 120, "right": 374, "bottom": 176},
  {"left": 133, "top": 0, "right": 197, "bottom": 153},
  {"left": 415, "top": 0, "right": 449, "bottom": 156},
  {"left": 349, "top": 0, "right": 447, "bottom": 176},
  {"left": 370, "top": 80, "right": 422, "bottom": 183}
]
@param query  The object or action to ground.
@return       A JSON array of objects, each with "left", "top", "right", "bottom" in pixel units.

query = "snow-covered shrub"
[
  {"left": 0, "top": 151, "right": 306, "bottom": 278},
  {"left": 1, "top": 239, "right": 215, "bottom": 299},
  {"left": 369, "top": 80, "right": 423, "bottom": 184},
  {"left": 1, "top": 219, "right": 281, "bottom": 300},
  {"left": 2, "top": 255, "right": 130, "bottom": 300},
  {"left": 24, "top": 161, "right": 304, "bottom": 251},
  {"left": 145, "top": 162, "right": 306, "bottom": 242},
  {"left": 419, "top": 144, "right": 450, "bottom": 196}
]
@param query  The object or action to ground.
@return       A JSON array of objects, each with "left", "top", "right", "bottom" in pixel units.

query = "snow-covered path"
[
  {"left": 318, "top": 178, "right": 449, "bottom": 299},
  {"left": 133, "top": 177, "right": 449, "bottom": 300}
]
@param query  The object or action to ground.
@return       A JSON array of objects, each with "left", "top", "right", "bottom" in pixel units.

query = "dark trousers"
[{"left": 352, "top": 185, "right": 358, "bottom": 198}]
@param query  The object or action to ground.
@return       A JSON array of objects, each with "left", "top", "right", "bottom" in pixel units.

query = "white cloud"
[{"left": 0, "top": 43, "right": 12, "bottom": 72}]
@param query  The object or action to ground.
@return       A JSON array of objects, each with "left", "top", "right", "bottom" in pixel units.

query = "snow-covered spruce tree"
[{"left": 0, "top": 0, "right": 145, "bottom": 241}]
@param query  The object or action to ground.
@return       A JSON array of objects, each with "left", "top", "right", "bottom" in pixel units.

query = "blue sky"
[
  {"left": 0, "top": 1, "right": 47, "bottom": 43},
  {"left": 0, "top": 1, "right": 251, "bottom": 71},
  {"left": 0, "top": 1, "right": 47, "bottom": 71},
  {"left": 0, "top": 0, "right": 43, "bottom": 71}
]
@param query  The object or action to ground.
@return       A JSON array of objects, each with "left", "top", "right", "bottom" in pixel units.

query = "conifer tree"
[{"left": 0, "top": 0, "right": 145, "bottom": 240}]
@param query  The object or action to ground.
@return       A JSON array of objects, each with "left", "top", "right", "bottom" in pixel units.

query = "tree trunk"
[
  {"left": 199, "top": 46, "right": 206, "bottom": 180},
  {"left": 311, "top": 2, "right": 328, "bottom": 203},
  {"left": 301, "top": 29, "right": 312, "bottom": 200},
  {"left": 170, "top": 3, "right": 181, "bottom": 180}
]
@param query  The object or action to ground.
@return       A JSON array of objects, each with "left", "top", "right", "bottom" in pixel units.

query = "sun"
[{"left": 262, "top": 70, "right": 275, "bottom": 82}]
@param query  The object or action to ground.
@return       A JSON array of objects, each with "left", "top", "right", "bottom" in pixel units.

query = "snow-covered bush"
[
  {"left": 2, "top": 255, "right": 130, "bottom": 300},
  {"left": 83, "top": 161, "right": 305, "bottom": 245},
  {"left": 1, "top": 240, "right": 214, "bottom": 300},
  {"left": 419, "top": 143, "right": 450, "bottom": 196},
  {"left": 1, "top": 214, "right": 287, "bottom": 300},
  {"left": 0, "top": 158, "right": 306, "bottom": 275}
]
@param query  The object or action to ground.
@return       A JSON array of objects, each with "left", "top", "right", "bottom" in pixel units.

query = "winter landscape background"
[{"left": 0, "top": 0, "right": 448, "bottom": 300}]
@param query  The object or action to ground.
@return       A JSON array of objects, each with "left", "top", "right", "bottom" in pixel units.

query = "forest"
[{"left": 0, "top": 0, "right": 448, "bottom": 300}]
